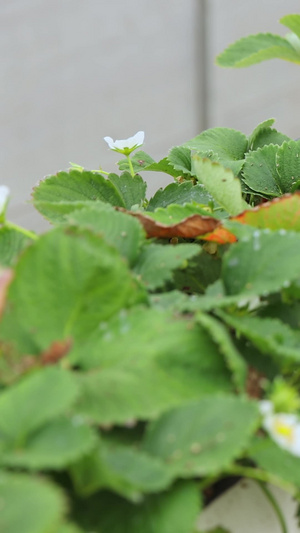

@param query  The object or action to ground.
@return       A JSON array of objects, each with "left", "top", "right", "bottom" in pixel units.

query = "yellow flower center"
[{"left": 273, "top": 419, "right": 294, "bottom": 442}]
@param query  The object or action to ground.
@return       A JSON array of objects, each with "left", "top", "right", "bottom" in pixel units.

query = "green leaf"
[
  {"left": 258, "top": 297, "right": 300, "bottom": 331},
  {"left": 118, "top": 151, "right": 155, "bottom": 173},
  {"left": 216, "top": 33, "right": 300, "bottom": 68},
  {"left": 184, "top": 127, "right": 248, "bottom": 175},
  {"left": 144, "top": 396, "right": 259, "bottom": 477},
  {"left": 33, "top": 169, "right": 125, "bottom": 223},
  {"left": 133, "top": 242, "right": 200, "bottom": 290},
  {"left": 72, "top": 307, "right": 232, "bottom": 389},
  {"left": 70, "top": 439, "right": 173, "bottom": 500},
  {"left": 31, "top": 199, "right": 99, "bottom": 224},
  {"left": 76, "top": 364, "right": 196, "bottom": 426},
  {"left": 243, "top": 141, "right": 300, "bottom": 196},
  {"left": 151, "top": 289, "right": 251, "bottom": 316},
  {"left": 0, "top": 228, "right": 31, "bottom": 267},
  {"left": 280, "top": 14, "right": 300, "bottom": 40},
  {"left": 196, "top": 313, "right": 247, "bottom": 392},
  {"left": 202, "top": 526, "right": 230, "bottom": 533},
  {"left": 0, "top": 367, "right": 79, "bottom": 441},
  {"left": 144, "top": 203, "right": 220, "bottom": 225},
  {"left": 1, "top": 417, "right": 96, "bottom": 470},
  {"left": 233, "top": 336, "right": 279, "bottom": 380},
  {"left": 247, "top": 119, "right": 275, "bottom": 150},
  {"left": 56, "top": 523, "right": 84, "bottom": 533},
  {"left": 149, "top": 290, "right": 202, "bottom": 313},
  {"left": 250, "top": 436, "right": 300, "bottom": 489},
  {"left": 167, "top": 147, "right": 193, "bottom": 175},
  {"left": 0, "top": 471, "right": 66, "bottom": 533},
  {"left": 173, "top": 248, "right": 222, "bottom": 294},
  {"left": 147, "top": 182, "right": 213, "bottom": 211},
  {"left": 286, "top": 32, "right": 300, "bottom": 57},
  {"left": 144, "top": 157, "right": 183, "bottom": 178},
  {"left": 218, "top": 313, "right": 300, "bottom": 364},
  {"left": 0, "top": 228, "right": 140, "bottom": 354},
  {"left": 250, "top": 128, "right": 291, "bottom": 151},
  {"left": 149, "top": 283, "right": 244, "bottom": 314},
  {"left": 242, "top": 145, "right": 281, "bottom": 196},
  {"left": 74, "top": 307, "right": 232, "bottom": 424},
  {"left": 107, "top": 172, "right": 147, "bottom": 209},
  {"left": 66, "top": 203, "right": 145, "bottom": 266},
  {"left": 181, "top": 280, "right": 242, "bottom": 313},
  {"left": 276, "top": 140, "right": 300, "bottom": 192},
  {"left": 192, "top": 156, "right": 248, "bottom": 215},
  {"left": 282, "top": 278, "right": 300, "bottom": 303},
  {"left": 75, "top": 351, "right": 231, "bottom": 426},
  {"left": 222, "top": 229, "right": 300, "bottom": 297},
  {"left": 74, "top": 481, "right": 200, "bottom": 533},
  {"left": 292, "top": 180, "right": 300, "bottom": 193}
]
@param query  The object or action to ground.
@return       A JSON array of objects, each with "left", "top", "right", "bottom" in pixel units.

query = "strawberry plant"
[{"left": 1, "top": 13, "right": 300, "bottom": 533}]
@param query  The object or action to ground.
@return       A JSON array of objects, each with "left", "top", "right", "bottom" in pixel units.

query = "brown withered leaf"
[
  {"left": 0, "top": 338, "right": 73, "bottom": 385},
  {"left": 41, "top": 338, "right": 73, "bottom": 366},
  {"left": 125, "top": 211, "right": 220, "bottom": 239},
  {"left": 0, "top": 268, "right": 14, "bottom": 318},
  {"left": 201, "top": 227, "right": 237, "bottom": 244},
  {"left": 232, "top": 193, "right": 300, "bottom": 231},
  {"left": 201, "top": 193, "right": 300, "bottom": 244}
]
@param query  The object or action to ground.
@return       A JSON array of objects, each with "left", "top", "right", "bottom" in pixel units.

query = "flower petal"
[
  {"left": 262, "top": 410, "right": 300, "bottom": 457},
  {"left": 131, "top": 130, "right": 145, "bottom": 146},
  {"left": 259, "top": 400, "right": 274, "bottom": 417},
  {"left": 103, "top": 136, "right": 114, "bottom": 149},
  {"left": 103, "top": 131, "right": 145, "bottom": 152},
  {"left": 0, "top": 185, "right": 10, "bottom": 215}
]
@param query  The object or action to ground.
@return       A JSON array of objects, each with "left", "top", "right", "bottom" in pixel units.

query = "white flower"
[
  {"left": 104, "top": 131, "right": 144, "bottom": 155},
  {"left": 0, "top": 186, "right": 10, "bottom": 218},
  {"left": 259, "top": 400, "right": 300, "bottom": 457}
]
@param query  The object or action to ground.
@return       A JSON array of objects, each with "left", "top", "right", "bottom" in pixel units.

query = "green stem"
[
  {"left": 226, "top": 464, "right": 295, "bottom": 496},
  {"left": 91, "top": 167, "right": 110, "bottom": 175},
  {"left": 288, "top": 367, "right": 300, "bottom": 386},
  {"left": 257, "top": 481, "right": 288, "bottom": 533},
  {"left": 126, "top": 155, "right": 135, "bottom": 177},
  {"left": 198, "top": 473, "right": 222, "bottom": 492},
  {"left": 211, "top": 206, "right": 224, "bottom": 212},
  {"left": 249, "top": 194, "right": 255, "bottom": 206},
  {"left": 5, "top": 221, "right": 38, "bottom": 241}
]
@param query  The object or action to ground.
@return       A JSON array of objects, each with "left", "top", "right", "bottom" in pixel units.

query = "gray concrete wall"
[
  {"left": 2, "top": 0, "right": 201, "bottom": 229},
  {"left": 1, "top": 1, "right": 300, "bottom": 230}
]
